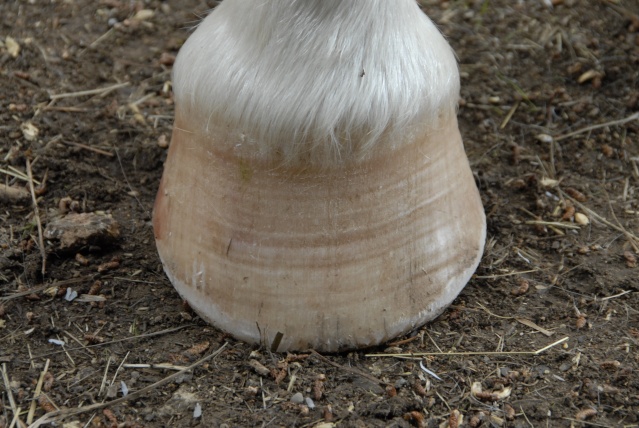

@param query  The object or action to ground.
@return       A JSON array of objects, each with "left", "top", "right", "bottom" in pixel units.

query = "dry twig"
[
  {"left": 26, "top": 159, "right": 46, "bottom": 276},
  {"left": 554, "top": 112, "right": 639, "bottom": 141},
  {"left": 27, "top": 359, "right": 50, "bottom": 425},
  {"left": 365, "top": 336, "right": 568, "bottom": 358},
  {"left": 48, "top": 82, "right": 129, "bottom": 100},
  {"left": 1, "top": 363, "right": 20, "bottom": 423},
  {"left": 59, "top": 140, "right": 114, "bottom": 157}
]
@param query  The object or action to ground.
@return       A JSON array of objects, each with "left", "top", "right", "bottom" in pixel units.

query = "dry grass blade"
[
  {"left": 9, "top": 406, "right": 26, "bottom": 428},
  {"left": 122, "top": 363, "right": 190, "bottom": 371},
  {"left": 365, "top": 336, "right": 568, "bottom": 358},
  {"left": 48, "top": 82, "right": 129, "bottom": 100},
  {"left": 26, "top": 359, "right": 50, "bottom": 424},
  {"left": 515, "top": 318, "right": 554, "bottom": 337},
  {"left": 0, "top": 166, "right": 40, "bottom": 184},
  {"left": 1, "top": 363, "right": 19, "bottom": 420},
  {"left": 475, "top": 269, "right": 539, "bottom": 279},
  {"left": 98, "top": 356, "right": 112, "bottom": 398},
  {"left": 58, "top": 140, "right": 114, "bottom": 157},
  {"left": 477, "top": 304, "right": 554, "bottom": 336},
  {"left": 80, "top": 28, "right": 115, "bottom": 55},
  {"left": 554, "top": 111, "right": 639, "bottom": 141},
  {"left": 524, "top": 220, "right": 581, "bottom": 230},
  {"left": 600, "top": 290, "right": 632, "bottom": 301},
  {"left": 29, "top": 342, "right": 229, "bottom": 427},
  {"left": 26, "top": 159, "right": 46, "bottom": 276},
  {"left": 500, "top": 101, "right": 520, "bottom": 129}
]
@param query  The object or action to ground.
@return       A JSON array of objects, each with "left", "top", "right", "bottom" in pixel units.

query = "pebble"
[{"left": 575, "top": 212, "right": 589, "bottom": 225}]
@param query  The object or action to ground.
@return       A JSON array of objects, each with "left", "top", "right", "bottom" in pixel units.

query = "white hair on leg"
[{"left": 173, "top": 0, "right": 459, "bottom": 166}]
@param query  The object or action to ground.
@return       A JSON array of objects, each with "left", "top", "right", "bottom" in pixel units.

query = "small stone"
[
  {"left": 133, "top": 9, "right": 154, "bottom": 21},
  {"left": 20, "top": 121, "right": 39, "bottom": 141},
  {"left": 574, "top": 212, "right": 589, "bottom": 225},
  {"left": 536, "top": 134, "right": 554, "bottom": 144},
  {"left": 5, "top": 36, "right": 20, "bottom": 57},
  {"left": 157, "top": 134, "right": 169, "bottom": 148},
  {"left": 159, "top": 52, "right": 176, "bottom": 66},
  {"left": 305, "top": 397, "right": 315, "bottom": 409},
  {"left": 394, "top": 377, "right": 408, "bottom": 389},
  {"left": 290, "top": 392, "right": 304, "bottom": 404}
]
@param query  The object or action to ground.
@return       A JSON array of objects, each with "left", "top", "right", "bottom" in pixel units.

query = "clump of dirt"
[{"left": 1, "top": 0, "right": 638, "bottom": 426}]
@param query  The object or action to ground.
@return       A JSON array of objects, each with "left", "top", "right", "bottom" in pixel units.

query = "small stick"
[
  {"left": 59, "top": 338, "right": 76, "bottom": 367},
  {"left": 42, "top": 106, "right": 91, "bottom": 113},
  {"left": 109, "top": 351, "right": 130, "bottom": 389},
  {"left": 8, "top": 165, "right": 32, "bottom": 181},
  {"left": 129, "top": 92, "right": 155, "bottom": 107},
  {"left": 554, "top": 112, "right": 639, "bottom": 141},
  {"left": 476, "top": 302, "right": 511, "bottom": 319},
  {"left": 26, "top": 159, "right": 46, "bottom": 276},
  {"left": 58, "top": 140, "right": 114, "bottom": 157},
  {"left": 63, "top": 330, "right": 96, "bottom": 356},
  {"left": 30, "top": 343, "right": 229, "bottom": 427},
  {"left": 516, "top": 318, "right": 554, "bottom": 337},
  {"left": 424, "top": 330, "right": 443, "bottom": 353},
  {"left": 386, "top": 335, "right": 419, "bottom": 347},
  {"left": 477, "top": 304, "right": 553, "bottom": 336},
  {"left": 365, "top": 337, "right": 569, "bottom": 358},
  {"left": 79, "top": 28, "right": 115, "bottom": 56},
  {"left": 600, "top": 290, "right": 632, "bottom": 301},
  {"left": 500, "top": 101, "right": 519, "bottom": 130},
  {"left": 73, "top": 294, "right": 107, "bottom": 303},
  {"left": 1, "top": 363, "right": 18, "bottom": 415},
  {"left": 26, "top": 359, "right": 50, "bottom": 424},
  {"left": 0, "top": 167, "right": 39, "bottom": 184},
  {"left": 9, "top": 406, "right": 25, "bottom": 428},
  {"left": 27, "top": 344, "right": 35, "bottom": 370},
  {"left": 436, "top": 392, "right": 453, "bottom": 415},
  {"left": 49, "top": 82, "right": 129, "bottom": 100},
  {"left": 98, "top": 357, "right": 112, "bottom": 398},
  {"left": 524, "top": 220, "right": 581, "bottom": 230},
  {"left": 475, "top": 269, "right": 539, "bottom": 279},
  {"left": 122, "top": 363, "right": 189, "bottom": 371},
  {"left": 520, "top": 406, "right": 535, "bottom": 428}
]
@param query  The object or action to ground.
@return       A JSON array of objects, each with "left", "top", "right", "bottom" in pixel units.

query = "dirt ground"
[{"left": 1, "top": 0, "right": 639, "bottom": 427}]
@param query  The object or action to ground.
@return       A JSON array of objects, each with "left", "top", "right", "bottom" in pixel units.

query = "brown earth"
[{"left": 1, "top": 0, "right": 639, "bottom": 427}]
